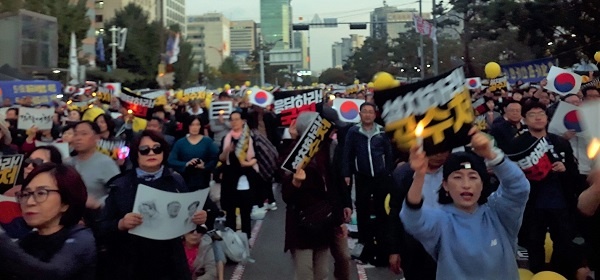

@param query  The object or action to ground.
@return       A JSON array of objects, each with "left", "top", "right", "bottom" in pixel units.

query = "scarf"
[
  {"left": 136, "top": 166, "right": 165, "bottom": 182},
  {"left": 223, "top": 125, "right": 258, "bottom": 172}
]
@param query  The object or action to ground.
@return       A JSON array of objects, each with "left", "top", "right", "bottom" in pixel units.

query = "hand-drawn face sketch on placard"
[{"left": 167, "top": 201, "right": 181, "bottom": 218}]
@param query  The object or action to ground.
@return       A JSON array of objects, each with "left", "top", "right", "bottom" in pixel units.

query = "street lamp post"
[{"left": 419, "top": 0, "right": 425, "bottom": 79}]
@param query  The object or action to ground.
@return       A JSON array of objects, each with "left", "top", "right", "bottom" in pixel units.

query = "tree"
[
  {"left": 344, "top": 37, "right": 396, "bottom": 82},
  {"left": 103, "top": 4, "right": 162, "bottom": 88},
  {"left": 318, "top": 68, "right": 354, "bottom": 85},
  {"left": 435, "top": 0, "right": 519, "bottom": 76},
  {"left": 510, "top": 0, "right": 600, "bottom": 67}
]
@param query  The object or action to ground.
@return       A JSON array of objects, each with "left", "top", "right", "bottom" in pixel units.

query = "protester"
[
  {"left": 401, "top": 127, "right": 530, "bottom": 279},
  {"left": 489, "top": 101, "right": 526, "bottom": 151},
  {"left": 209, "top": 92, "right": 232, "bottom": 149},
  {"left": 21, "top": 126, "right": 57, "bottom": 154},
  {"left": 0, "top": 119, "right": 17, "bottom": 156},
  {"left": 342, "top": 102, "right": 394, "bottom": 265},
  {"left": 0, "top": 163, "right": 96, "bottom": 280},
  {"left": 147, "top": 116, "right": 175, "bottom": 146},
  {"left": 95, "top": 113, "right": 117, "bottom": 140},
  {"left": 219, "top": 111, "right": 258, "bottom": 239},
  {"left": 70, "top": 121, "right": 120, "bottom": 208},
  {"left": 97, "top": 130, "right": 208, "bottom": 280},
  {"left": 183, "top": 228, "right": 218, "bottom": 280},
  {"left": 168, "top": 115, "right": 219, "bottom": 191}
]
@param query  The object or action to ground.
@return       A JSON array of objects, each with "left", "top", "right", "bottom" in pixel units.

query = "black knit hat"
[{"left": 442, "top": 152, "right": 489, "bottom": 183}]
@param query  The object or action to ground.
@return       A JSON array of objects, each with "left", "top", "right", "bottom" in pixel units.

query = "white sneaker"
[
  {"left": 251, "top": 206, "right": 267, "bottom": 220},
  {"left": 264, "top": 202, "right": 277, "bottom": 211}
]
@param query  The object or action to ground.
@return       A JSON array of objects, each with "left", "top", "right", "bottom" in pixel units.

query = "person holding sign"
[
  {"left": 97, "top": 130, "right": 208, "bottom": 280},
  {"left": 0, "top": 163, "right": 96, "bottom": 279},
  {"left": 401, "top": 127, "right": 530, "bottom": 280}
]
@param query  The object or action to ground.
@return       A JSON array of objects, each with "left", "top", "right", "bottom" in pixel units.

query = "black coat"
[{"left": 96, "top": 168, "right": 192, "bottom": 280}]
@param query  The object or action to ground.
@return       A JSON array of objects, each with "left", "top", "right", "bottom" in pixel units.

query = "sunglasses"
[
  {"left": 138, "top": 145, "right": 163, "bottom": 156},
  {"left": 25, "top": 158, "right": 44, "bottom": 168}
]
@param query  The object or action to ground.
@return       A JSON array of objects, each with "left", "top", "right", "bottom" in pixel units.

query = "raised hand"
[{"left": 469, "top": 127, "right": 496, "bottom": 160}]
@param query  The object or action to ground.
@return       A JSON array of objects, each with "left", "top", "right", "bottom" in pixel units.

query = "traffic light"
[
  {"left": 350, "top": 23, "right": 367, "bottom": 30},
  {"left": 293, "top": 24, "right": 310, "bottom": 31}
]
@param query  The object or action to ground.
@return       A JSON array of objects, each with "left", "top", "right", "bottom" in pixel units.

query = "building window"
[
  {"left": 95, "top": 1, "right": 104, "bottom": 9},
  {"left": 95, "top": 15, "right": 103, "bottom": 23}
]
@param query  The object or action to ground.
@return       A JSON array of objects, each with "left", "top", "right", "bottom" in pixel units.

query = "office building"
[
  {"left": 386, "top": 9, "right": 430, "bottom": 40},
  {"left": 230, "top": 20, "right": 257, "bottom": 70},
  {"left": 293, "top": 31, "right": 309, "bottom": 69},
  {"left": 260, "top": 0, "right": 291, "bottom": 49},
  {"left": 187, "top": 13, "right": 230, "bottom": 68},
  {"left": 157, "top": 0, "right": 186, "bottom": 35},
  {"left": 331, "top": 34, "right": 365, "bottom": 69}
]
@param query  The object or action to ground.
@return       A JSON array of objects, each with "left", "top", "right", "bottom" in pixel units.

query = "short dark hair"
[
  {"left": 186, "top": 115, "right": 205, "bottom": 133},
  {"left": 130, "top": 130, "right": 171, "bottom": 168},
  {"left": 521, "top": 101, "right": 547, "bottom": 118},
  {"left": 22, "top": 163, "right": 87, "bottom": 227},
  {"left": 6, "top": 107, "right": 18, "bottom": 116},
  {"left": 61, "top": 123, "right": 75, "bottom": 135},
  {"left": 28, "top": 146, "right": 63, "bottom": 165},
  {"left": 148, "top": 116, "right": 164, "bottom": 128},
  {"left": 503, "top": 100, "right": 521, "bottom": 109},
  {"left": 229, "top": 111, "right": 246, "bottom": 121},
  {"left": 74, "top": 121, "right": 101, "bottom": 134},
  {"left": 582, "top": 87, "right": 599, "bottom": 97},
  {"left": 359, "top": 102, "right": 376, "bottom": 111}
]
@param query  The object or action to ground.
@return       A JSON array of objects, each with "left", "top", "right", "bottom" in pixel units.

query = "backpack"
[
  {"left": 219, "top": 227, "right": 251, "bottom": 263},
  {"left": 251, "top": 129, "right": 279, "bottom": 181}
]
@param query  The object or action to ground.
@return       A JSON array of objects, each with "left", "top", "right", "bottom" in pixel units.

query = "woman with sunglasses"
[
  {"left": 1, "top": 145, "right": 63, "bottom": 239},
  {"left": 97, "top": 130, "right": 209, "bottom": 280},
  {"left": 0, "top": 163, "right": 96, "bottom": 280},
  {"left": 168, "top": 115, "right": 219, "bottom": 191},
  {"left": 183, "top": 227, "right": 218, "bottom": 280}
]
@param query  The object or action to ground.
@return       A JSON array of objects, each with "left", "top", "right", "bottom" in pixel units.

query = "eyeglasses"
[
  {"left": 526, "top": 111, "right": 547, "bottom": 118},
  {"left": 15, "top": 189, "right": 61, "bottom": 204},
  {"left": 24, "top": 158, "right": 44, "bottom": 168},
  {"left": 138, "top": 145, "right": 163, "bottom": 155}
]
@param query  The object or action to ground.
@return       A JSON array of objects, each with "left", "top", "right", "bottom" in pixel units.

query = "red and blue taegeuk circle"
[
  {"left": 554, "top": 73, "right": 576, "bottom": 93},
  {"left": 468, "top": 79, "right": 478, "bottom": 87},
  {"left": 340, "top": 101, "right": 359, "bottom": 120},
  {"left": 563, "top": 110, "right": 582, "bottom": 132},
  {"left": 254, "top": 91, "right": 268, "bottom": 104}
]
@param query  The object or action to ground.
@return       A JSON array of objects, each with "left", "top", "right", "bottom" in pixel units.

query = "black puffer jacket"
[{"left": 341, "top": 123, "right": 394, "bottom": 178}]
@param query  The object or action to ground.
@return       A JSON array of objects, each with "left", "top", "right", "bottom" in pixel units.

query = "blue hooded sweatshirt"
[{"left": 400, "top": 158, "right": 530, "bottom": 280}]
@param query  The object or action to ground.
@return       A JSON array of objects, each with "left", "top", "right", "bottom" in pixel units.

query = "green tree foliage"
[
  {"left": 219, "top": 56, "right": 249, "bottom": 86},
  {"left": 318, "top": 68, "right": 354, "bottom": 85},
  {"left": 511, "top": 0, "right": 600, "bottom": 66},
  {"left": 103, "top": 3, "right": 161, "bottom": 88},
  {"left": 344, "top": 37, "right": 397, "bottom": 82}
]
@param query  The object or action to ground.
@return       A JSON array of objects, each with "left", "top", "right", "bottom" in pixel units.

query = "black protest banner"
[
  {"left": 281, "top": 114, "right": 333, "bottom": 173},
  {"left": 373, "top": 67, "right": 475, "bottom": 155},
  {"left": 0, "top": 155, "right": 23, "bottom": 194},
  {"left": 488, "top": 76, "right": 508, "bottom": 92},
  {"left": 506, "top": 135, "right": 554, "bottom": 181},
  {"left": 273, "top": 89, "right": 323, "bottom": 127},
  {"left": 97, "top": 139, "right": 127, "bottom": 160},
  {"left": 119, "top": 90, "right": 156, "bottom": 119}
]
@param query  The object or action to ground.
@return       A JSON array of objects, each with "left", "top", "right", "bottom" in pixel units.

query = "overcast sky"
[{"left": 186, "top": 0, "right": 435, "bottom": 74}]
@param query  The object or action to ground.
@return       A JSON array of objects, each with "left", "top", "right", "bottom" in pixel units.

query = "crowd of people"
[{"left": 0, "top": 79, "right": 599, "bottom": 280}]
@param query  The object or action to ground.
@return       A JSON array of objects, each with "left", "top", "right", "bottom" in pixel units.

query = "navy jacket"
[
  {"left": 341, "top": 123, "right": 394, "bottom": 178},
  {"left": 97, "top": 168, "right": 192, "bottom": 280}
]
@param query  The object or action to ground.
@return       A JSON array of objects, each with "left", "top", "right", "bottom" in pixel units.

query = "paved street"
[{"left": 222, "top": 185, "right": 404, "bottom": 280}]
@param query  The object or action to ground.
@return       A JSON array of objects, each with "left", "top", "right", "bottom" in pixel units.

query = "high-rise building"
[
  {"left": 260, "top": 0, "right": 291, "bottom": 50},
  {"left": 293, "top": 31, "right": 309, "bottom": 69},
  {"left": 94, "top": 0, "right": 157, "bottom": 30},
  {"left": 331, "top": 34, "right": 365, "bottom": 69},
  {"left": 370, "top": 5, "right": 398, "bottom": 40},
  {"left": 371, "top": 6, "right": 431, "bottom": 42},
  {"left": 187, "top": 13, "right": 231, "bottom": 68},
  {"left": 157, "top": 0, "right": 186, "bottom": 35},
  {"left": 230, "top": 20, "right": 257, "bottom": 71}
]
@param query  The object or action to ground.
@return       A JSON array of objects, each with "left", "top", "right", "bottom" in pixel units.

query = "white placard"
[
  {"left": 333, "top": 98, "right": 365, "bottom": 123},
  {"left": 35, "top": 141, "right": 70, "bottom": 160},
  {"left": 129, "top": 184, "right": 210, "bottom": 240},
  {"left": 209, "top": 101, "right": 233, "bottom": 120},
  {"left": 0, "top": 107, "right": 9, "bottom": 119},
  {"left": 548, "top": 101, "right": 583, "bottom": 135},
  {"left": 17, "top": 107, "right": 54, "bottom": 130}
]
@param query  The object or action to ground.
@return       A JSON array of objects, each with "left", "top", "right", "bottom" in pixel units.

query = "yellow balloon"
[
  {"left": 531, "top": 271, "right": 566, "bottom": 280},
  {"left": 234, "top": 85, "right": 241, "bottom": 91},
  {"left": 82, "top": 107, "right": 105, "bottom": 122},
  {"left": 594, "top": 51, "right": 600, "bottom": 63},
  {"left": 384, "top": 193, "right": 391, "bottom": 215},
  {"left": 367, "top": 82, "right": 375, "bottom": 89},
  {"left": 354, "top": 79, "right": 360, "bottom": 85},
  {"left": 485, "top": 62, "right": 502, "bottom": 79},
  {"left": 519, "top": 268, "right": 534, "bottom": 280},
  {"left": 544, "top": 232, "right": 552, "bottom": 264},
  {"left": 245, "top": 81, "right": 251, "bottom": 87},
  {"left": 582, "top": 75, "right": 590, "bottom": 83},
  {"left": 372, "top": 72, "right": 400, "bottom": 91},
  {"left": 175, "top": 90, "right": 183, "bottom": 100},
  {"left": 132, "top": 117, "right": 147, "bottom": 133},
  {"left": 224, "top": 84, "right": 231, "bottom": 91}
]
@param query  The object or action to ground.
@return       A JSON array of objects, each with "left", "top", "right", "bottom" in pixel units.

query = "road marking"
[
  {"left": 356, "top": 263, "right": 369, "bottom": 280},
  {"left": 229, "top": 220, "right": 263, "bottom": 280}
]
